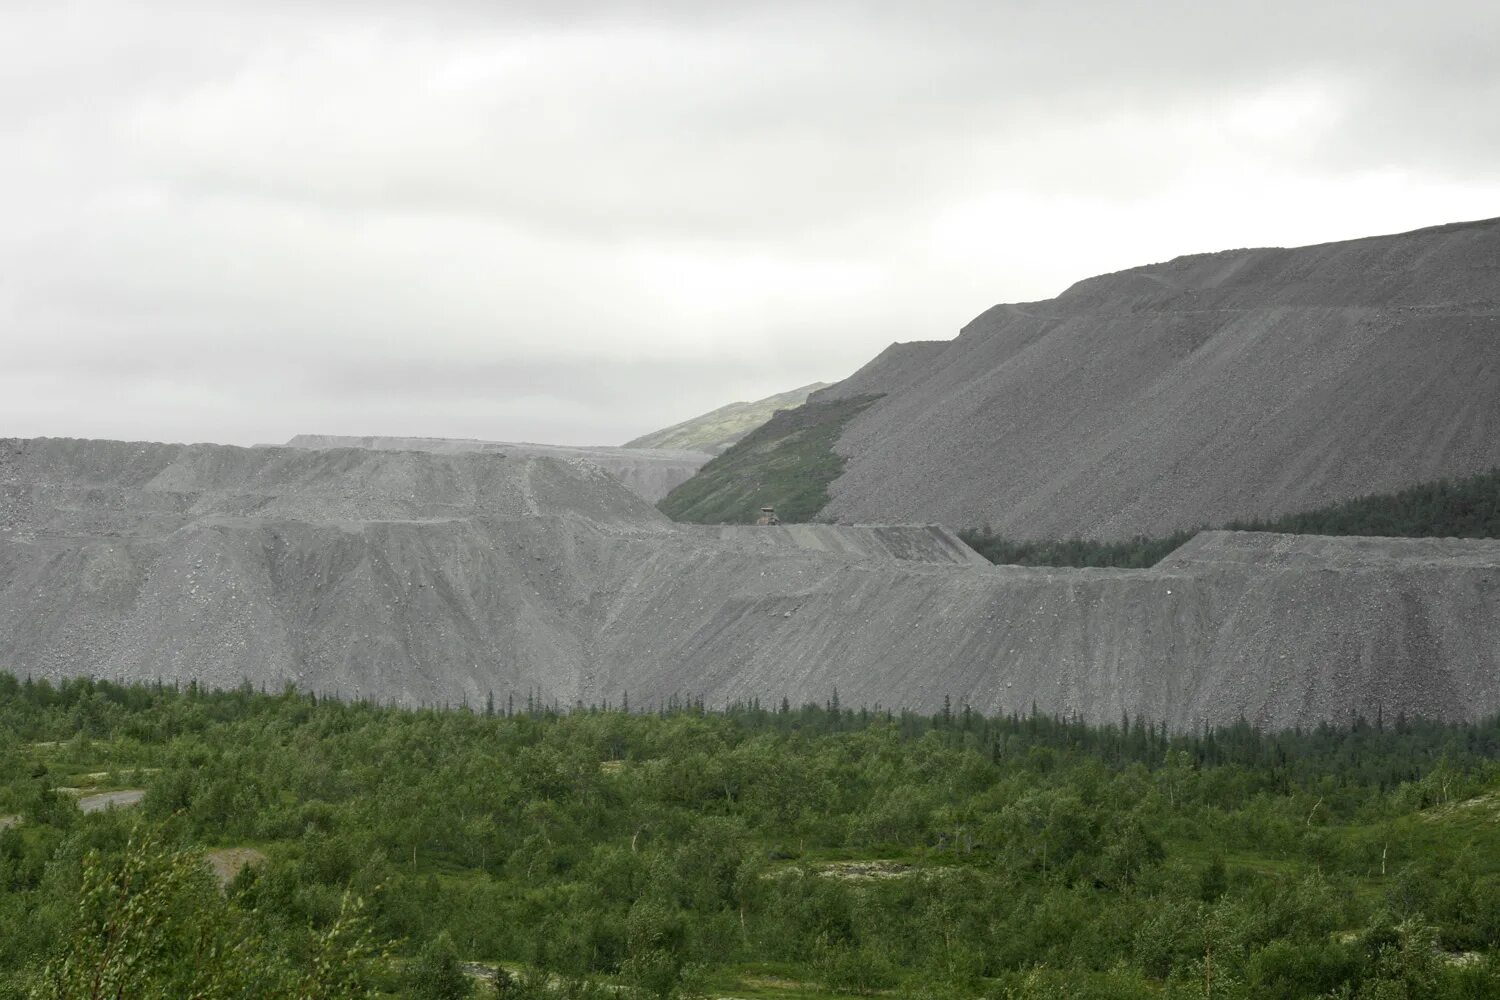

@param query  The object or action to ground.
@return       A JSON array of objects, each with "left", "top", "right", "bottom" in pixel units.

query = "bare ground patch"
[{"left": 205, "top": 847, "right": 268, "bottom": 887}]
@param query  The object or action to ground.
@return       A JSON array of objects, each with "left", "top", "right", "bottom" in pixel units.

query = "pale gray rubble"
[
  {"left": 813, "top": 217, "right": 1500, "bottom": 537},
  {"left": 76, "top": 790, "right": 145, "bottom": 814},
  {"left": 281, "top": 434, "right": 710, "bottom": 503},
  {"left": 3, "top": 437, "right": 1497, "bottom": 729}
]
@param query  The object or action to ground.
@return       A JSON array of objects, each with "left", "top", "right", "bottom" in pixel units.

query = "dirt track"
[{"left": 2, "top": 437, "right": 1497, "bottom": 729}]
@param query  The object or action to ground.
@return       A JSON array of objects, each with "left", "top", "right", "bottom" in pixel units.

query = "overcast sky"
[{"left": 3, "top": 1, "right": 1498, "bottom": 447}]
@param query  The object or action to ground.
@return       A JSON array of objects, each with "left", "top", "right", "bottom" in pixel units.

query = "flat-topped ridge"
[
  {"left": 0, "top": 437, "right": 668, "bottom": 531},
  {"left": 282, "top": 434, "right": 710, "bottom": 502}
]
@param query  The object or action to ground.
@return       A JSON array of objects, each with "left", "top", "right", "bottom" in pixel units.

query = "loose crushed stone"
[
  {"left": 814, "top": 217, "right": 1500, "bottom": 538},
  {"left": 3, "top": 436, "right": 1497, "bottom": 730},
  {"left": 280, "top": 435, "right": 709, "bottom": 503}
]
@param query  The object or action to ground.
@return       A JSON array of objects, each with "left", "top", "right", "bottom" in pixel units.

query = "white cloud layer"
[{"left": 3, "top": 0, "right": 1498, "bottom": 445}]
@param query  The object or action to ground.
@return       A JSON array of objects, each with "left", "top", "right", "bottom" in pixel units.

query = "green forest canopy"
[
  {"left": 657, "top": 395, "right": 881, "bottom": 525},
  {"left": 2, "top": 675, "right": 1500, "bottom": 998}
]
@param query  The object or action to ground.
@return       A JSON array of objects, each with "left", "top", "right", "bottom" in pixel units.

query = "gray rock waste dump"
[
  {"left": 3, "top": 437, "right": 1498, "bottom": 729},
  {"left": 812, "top": 217, "right": 1500, "bottom": 538},
  {"left": 282, "top": 434, "right": 711, "bottom": 503}
]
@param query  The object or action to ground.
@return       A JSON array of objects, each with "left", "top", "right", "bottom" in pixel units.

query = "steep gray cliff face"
[
  {"left": 4, "top": 437, "right": 1497, "bottom": 729},
  {"left": 815, "top": 218, "right": 1500, "bottom": 537}
]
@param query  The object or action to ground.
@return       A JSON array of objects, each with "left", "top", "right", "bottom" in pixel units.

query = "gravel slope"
[
  {"left": 3, "top": 437, "right": 1497, "bottom": 729},
  {"left": 816, "top": 217, "right": 1500, "bottom": 537},
  {"left": 283, "top": 434, "right": 710, "bottom": 503}
]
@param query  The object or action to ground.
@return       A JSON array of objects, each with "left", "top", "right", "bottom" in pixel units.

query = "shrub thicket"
[{"left": 2, "top": 674, "right": 1499, "bottom": 997}]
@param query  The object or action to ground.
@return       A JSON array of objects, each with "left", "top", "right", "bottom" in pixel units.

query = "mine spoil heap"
[
  {"left": 281, "top": 434, "right": 711, "bottom": 503},
  {"left": 812, "top": 217, "right": 1500, "bottom": 537},
  {"left": 3, "top": 437, "right": 1497, "bottom": 730}
]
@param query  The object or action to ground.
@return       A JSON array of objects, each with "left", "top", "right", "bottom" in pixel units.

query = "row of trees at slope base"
[
  {"left": 2, "top": 675, "right": 1500, "bottom": 998},
  {"left": 960, "top": 467, "right": 1500, "bottom": 568}
]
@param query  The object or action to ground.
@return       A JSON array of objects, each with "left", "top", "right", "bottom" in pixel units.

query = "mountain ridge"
[{"left": 625, "top": 382, "right": 830, "bottom": 453}]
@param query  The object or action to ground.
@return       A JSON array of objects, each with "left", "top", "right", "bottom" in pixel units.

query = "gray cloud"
[{"left": 3, "top": 0, "right": 1498, "bottom": 447}]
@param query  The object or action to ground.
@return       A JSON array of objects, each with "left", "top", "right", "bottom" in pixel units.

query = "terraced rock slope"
[
  {"left": 4, "top": 437, "right": 1497, "bottom": 729},
  {"left": 796, "top": 218, "right": 1500, "bottom": 537}
]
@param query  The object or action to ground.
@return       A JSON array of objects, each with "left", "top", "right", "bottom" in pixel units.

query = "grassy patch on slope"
[
  {"left": 958, "top": 532, "right": 1197, "bottom": 569},
  {"left": 657, "top": 394, "right": 881, "bottom": 524},
  {"left": 962, "top": 466, "right": 1500, "bottom": 568}
]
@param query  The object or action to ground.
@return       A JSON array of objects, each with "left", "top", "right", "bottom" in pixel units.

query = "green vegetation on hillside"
[
  {"left": 962, "top": 467, "right": 1500, "bottom": 568},
  {"left": 625, "top": 383, "right": 831, "bottom": 454},
  {"left": 3, "top": 675, "right": 1500, "bottom": 997},
  {"left": 658, "top": 395, "right": 880, "bottom": 524},
  {"left": 957, "top": 532, "right": 1196, "bottom": 570}
]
